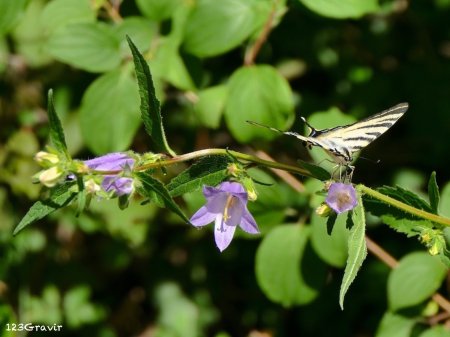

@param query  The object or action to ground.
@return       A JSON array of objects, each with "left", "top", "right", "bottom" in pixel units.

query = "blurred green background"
[{"left": 1, "top": 0, "right": 450, "bottom": 336}]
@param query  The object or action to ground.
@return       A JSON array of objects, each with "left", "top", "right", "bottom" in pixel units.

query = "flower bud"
[
  {"left": 315, "top": 203, "right": 332, "bottom": 217},
  {"left": 34, "top": 151, "right": 59, "bottom": 167},
  {"left": 84, "top": 179, "right": 101, "bottom": 194},
  {"left": 227, "top": 163, "right": 241, "bottom": 177},
  {"left": 36, "top": 167, "right": 63, "bottom": 187},
  {"left": 241, "top": 177, "right": 257, "bottom": 201}
]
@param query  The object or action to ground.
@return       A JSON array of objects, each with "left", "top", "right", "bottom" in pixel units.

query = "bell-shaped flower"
[
  {"left": 83, "top": 152, "right": 135, "bottom": 196},
  {"left": 190, "top": 181, "right": 259, "bottom": 252},
  {"left": 325, "top": 182, "right": 357, "bottom": 214}
]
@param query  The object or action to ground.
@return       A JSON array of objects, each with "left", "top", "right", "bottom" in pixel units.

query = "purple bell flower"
[
  {"left": 190, "top": 181, "right": 259, "bottom": 252},
  {"left": 84, "top": 152, "right": 135, "bottom": 196},
  {"left": 325, "top": 183, "right": 358, "bottom": 214}
]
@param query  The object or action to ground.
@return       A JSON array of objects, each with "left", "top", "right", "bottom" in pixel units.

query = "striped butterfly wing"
[
  {"left": 314, "top": 103, "right": 409, "bottom": 163},
  {"left": 247, "top": 102, "right": 408, "bottom": 165}
]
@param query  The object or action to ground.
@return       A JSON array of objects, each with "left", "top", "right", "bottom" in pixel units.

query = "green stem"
[
  {"left": 136, "top": 148, "right": 312, "bottom": 176},
  {"left": 358, "top": 185, "right": 450, "bottom": 227}
]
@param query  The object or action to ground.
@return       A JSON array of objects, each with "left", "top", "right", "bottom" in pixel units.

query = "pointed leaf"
[
  {"left": 388, "top": 252, "right": 447, "bottom": 311},
  {"left": 167, "top": 156, "right": 232, "bottom": 197},
  {"left": 47, "top": 89, "right": 69, "bottom": 158},
  {"left": 255, "top": 225, "right": 327, "bottom": 307},
  {"left": 339, "top": 193, "right": 367, "bottom": 309},
  {"left": 428, "top": 172, "right": 440, "bottom": 214},
  {"left": 126, "top": 36, "right": 175, "bottom": 156},
  {"left": 363, "top": 185, "right": 436, "bottom": 236},
  {"left": 14, "top": 182, "right": 77, "bottom": 235},
  {"left": 136, "top": 171, "right": 189, "bottom": 223}
]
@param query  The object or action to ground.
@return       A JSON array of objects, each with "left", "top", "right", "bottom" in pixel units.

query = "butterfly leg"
[{"left": 344, "top": 165, "right": 355, "bottom": 183}]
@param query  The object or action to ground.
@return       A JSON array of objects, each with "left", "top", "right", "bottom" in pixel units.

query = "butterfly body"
[{"left": 248, "top": 102, "right": 408, "bottom": 167}]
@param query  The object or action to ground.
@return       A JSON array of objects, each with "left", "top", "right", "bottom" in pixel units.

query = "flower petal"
[
  {"left": 205, "top": 194, "right": 228, "bottom": 214},
  {"left": 84, "top": 152, "right": 134, "bottom": 171},
  {"left": 240, "top": 207, "right": 259, "bottom": 234},
  {"left": 225, "top": 196, "right": 245, "bottom": 227},
  {"left": 203, "top": 185, "right": 221, "bottom": 199},
  {"left": 214, "top": 213, "right": 237, "bottom": 252},
  {"left": 219, "top": 181, "right": 245, "bottom": 193},
  {"left": 190, "top": 206, "right": 216, "bottom": 227},
  {"left": 102, "top": 176, "right": 134, "bottom": 196},
  {"left": 325, "top": 183, "right": 357, "bottom": 213}
]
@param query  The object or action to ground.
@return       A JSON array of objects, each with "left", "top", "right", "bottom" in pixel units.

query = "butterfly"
[{"left": 247, "top": 102, "right": 408, "bottom": 179}]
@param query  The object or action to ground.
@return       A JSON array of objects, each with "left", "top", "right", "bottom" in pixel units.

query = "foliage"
[{"left": 2, "top": 1, "right": 450, "bottom": 336}]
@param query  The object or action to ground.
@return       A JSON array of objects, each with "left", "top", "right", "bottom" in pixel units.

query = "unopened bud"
[
  {"left": 241, "top": 177, "right": 257, "bottom": 201},
  {"left": 34, "top": 151, "right": 59, "bottom": 167},
  {"left": 84, "top": 179, "right": 101, "bottom": 194},
  {"left": 316, "top": 203, "right": 332, "bottom": 217},
  {"left": 37, "top": 167, "right": 63, "bottom": 187},
  {"left": 227, "top": 163, "right": 241, "bottom": 177}
]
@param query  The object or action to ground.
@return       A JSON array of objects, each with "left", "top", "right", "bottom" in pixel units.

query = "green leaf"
[
  {"left": 0, "top": 0, "right": 28, "bottom": 34},
  {"left": 428, "top": 172, "right": 440, "bottom": 214},
  {"left": 363, "top": 185, "right": 436, "bottom": 237},
  {"left": 79, "top": 69, "right": 141, "bottom": 154},
  {"left": 14, "top": 182, "right": 77, "bottom": 235},
  {"left": 182, "top": 0, "right": 262, "bottom": 57},
  {"left": 114, "top": 17, "right": 158, "bottom": 55},
  {"left": 47, "top": 89, "right": 69, "bottom": 158},
  {"left": 136, "top": 0, "right": 181, "bottom": 21},
  {"left": 225, "top": 65, "right": 294, "bottom": 143},
  {"left": 150, "top": 36, "right": 195, "bottom": 90},
  {"left": 167, "top": 156, "right": 232, "bottom": 197},
  {"left": 63, "top": 286, "right": 106, "bottom": 328},
  {"left": 127, "top": 36, "right": 176, "bottom": 156},
  {"left": 136, "top": 171, "right": 190, "bottom": 223},
  {"left": 388, "top": 252, "right": 447, "bottom": 311},
  {"left": 377, "top": 186, "right": 433, "bottom": 212},
  {"left": 11, "top": 0, "right": 51, "bottom": 67},
  {"left": 40, "top": 0, "right": 95, "bottom": 32},
  {"left": 297, "top": 160, "right": 331, "bottom": 181},
  {"left": 441, "top": 182, "right": 450, "bottom": 218},
  {"left": 255, "top": 225, "right": 326, "bottom": 307},
  {"left": 46, "top": 22, "right": 121, "bottom": 73},
  {"left": 375, "top": 312, "right": 417, "bottom": 337},
  {"left": 419, "top": 325, "right": 450, "bottom": 337},
  {"left": 339, "top": 193, "right": 367, "bottom": 309},
  {"left": 310, "top": 213, "right": 350, "bottom": 268},
  {"left": 194, "top": 85, "right": 228, "bottom": 129},
  {"left": 298, "top": 0, "right": 379, "bottom": 19}
]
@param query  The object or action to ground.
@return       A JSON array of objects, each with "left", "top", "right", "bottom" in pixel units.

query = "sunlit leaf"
[
  {"left": 256, "top": 225, "right": 326, "bottom": 307},
  {"left": 225, "top": 65, "right": 294, "bottom": 143},
  {"left": 14, "top": 182, "right": 77, "bottom": 235},
  {"left": 339, "top": 193, "right": 367, "bottom": 309},
  {"left": 79, "top": 69, "right": 141, "bottom": 154},
  {"left": 167, "top": 156, "right": 232, "bottom": 197},
  {"left": 298, "top": 0, "right": 379, "bottom": 19},
  {"left": 388, "top": 252, "right": 447, "bottom": 311}
]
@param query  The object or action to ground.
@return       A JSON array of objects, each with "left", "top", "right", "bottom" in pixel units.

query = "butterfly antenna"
[
  {"left": 300, "top": 116, "right": 317, "bottom": 136},
  {"left": 359, "top": 156, "right": 381, "bottom": 164}
]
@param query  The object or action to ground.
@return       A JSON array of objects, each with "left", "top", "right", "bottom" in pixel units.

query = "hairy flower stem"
[
  {"left": 137, "top": 148, "right": 312, "bottom": 177},
  {"left": 89, "top": 148, "right": 450, "bottom": 227},
  {"left": 358, "top": 185, "right": 450, "bottom": 227}
]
